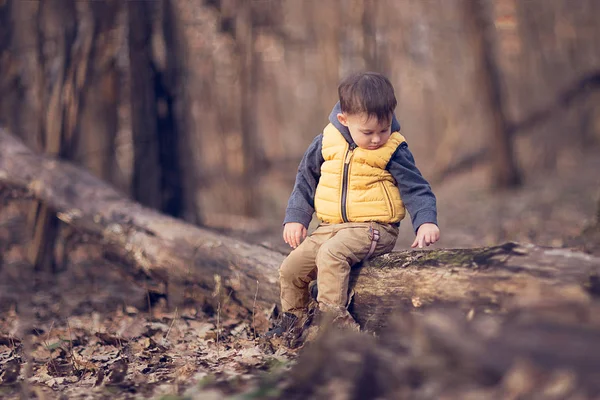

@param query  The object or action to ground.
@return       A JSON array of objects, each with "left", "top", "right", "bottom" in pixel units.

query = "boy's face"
[{"left": 337, "top": 112, "right": 392, "bottom": 150}]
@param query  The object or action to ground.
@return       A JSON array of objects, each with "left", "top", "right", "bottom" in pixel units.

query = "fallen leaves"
[{"left": 0, "top": 305, "right": 292, "bottom": 398}]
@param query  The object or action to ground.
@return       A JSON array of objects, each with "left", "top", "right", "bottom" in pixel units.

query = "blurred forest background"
[{"left": 1, "top": 0, "right": 600, "bottom": 257}]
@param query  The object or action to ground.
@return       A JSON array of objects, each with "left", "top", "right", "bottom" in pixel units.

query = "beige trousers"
[{"left": 279, "top": 222, "right": 399, "bottom": 316}]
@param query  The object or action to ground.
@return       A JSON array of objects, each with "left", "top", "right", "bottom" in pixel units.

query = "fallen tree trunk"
[
  {"left": 1, "top": 130, "right": 599, "bottom": 331},
  {"left": 284, "top": 306, "right": 600, "bottom": 398},
  {"left": 353, "top": 244, "right": 600, "bottom": 330},
  {"left": 0, "top": 128, "right": 282, "bottom": 316}
]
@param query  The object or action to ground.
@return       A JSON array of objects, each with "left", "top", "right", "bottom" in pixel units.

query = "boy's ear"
[{"left": 337, "top": 113, "right": 349, "bottom": 127}]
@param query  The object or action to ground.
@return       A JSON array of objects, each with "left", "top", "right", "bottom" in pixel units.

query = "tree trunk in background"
[
  {"left": 466, "top": 0, "right": 522, "bottom": 189},
  {"left": 162, "top": 0, "right": 200, "bottom": 223},
  {"left": 2, "top": 0, "right": 43, "bottom": 150},
  {"left": 75, "top": 0, "right": 120, "bottom": 183},
  {"left": 128, "top": 0, "right": 188, "bottom": 220},
  {"left": 237, "top": 2, "right": 260, "bottom": 216},
  {"left": 128, "top": 1, "right": 162, "bottom": 211},
  {"left": 362, "top": 0, "right": 381, "bottom": 72},
  {"left": 27, "top": 0, "right": 79, "bottom": 271},
  {"left": 0, "top": 0, "right": 15, "bottom": 133},
  {"left": 0, "top": 0, "right": 123, "bottom": 271},
  {"left": 153, "top": 12, "right": 184, "bottom": 220}
]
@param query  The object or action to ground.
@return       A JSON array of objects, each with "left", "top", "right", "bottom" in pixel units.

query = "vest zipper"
[
  {"left": 381, "top": 181, "right": 395, "bottom": 218},
  {"left": 341, "top": 144, "right": 356, "bottom": 222}
]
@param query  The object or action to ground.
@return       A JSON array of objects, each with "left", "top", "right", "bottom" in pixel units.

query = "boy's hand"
[
  {"left": 283, "top": 222, "right": 307, "bottom": 249},
  {"left": 411, "top": 223, "right": 440, "bottom": 249}
]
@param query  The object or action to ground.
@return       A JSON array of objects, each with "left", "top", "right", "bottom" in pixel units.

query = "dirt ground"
[{"left": 1, "top": 149, "right": 599, "bottom": 399}]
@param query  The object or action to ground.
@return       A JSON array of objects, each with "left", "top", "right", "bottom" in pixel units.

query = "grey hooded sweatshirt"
[{"left": 283, "top": 103, "right": 438, "bottom": 233}]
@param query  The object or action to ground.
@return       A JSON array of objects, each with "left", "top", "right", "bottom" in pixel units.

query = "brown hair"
[{"left": 338, "top": 71, "right": 397, "bottom": 122}]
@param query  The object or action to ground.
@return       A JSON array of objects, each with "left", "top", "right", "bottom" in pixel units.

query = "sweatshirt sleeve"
[
  {"left": 387, "top": 142, "right": 438, "bottom": 233},
  {"left": 283, "top": 134, "right": 324, "bottom": 228}
]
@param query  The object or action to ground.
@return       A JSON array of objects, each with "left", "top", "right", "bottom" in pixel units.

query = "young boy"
[{"left": 268, "top": 72, "right": 440, "bottom": 338}]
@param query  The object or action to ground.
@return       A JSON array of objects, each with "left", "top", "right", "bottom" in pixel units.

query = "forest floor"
[{"left": 0, "top": 150, "right": 599, "bottom": 399}]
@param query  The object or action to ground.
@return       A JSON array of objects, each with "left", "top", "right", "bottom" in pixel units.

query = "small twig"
[
  {"left": 44, "top": 321, "right": 55, "bottom": 349},
  {"left": 19, "top": 308, "right": 34, "bottom": 399},
  {"left": 216, "top": 301, "right": 221, "bottom": 360},
  {"left": 217, "top": 289, "right": 235, "bottom": 354},
  {"left": 164, "top": 307, "right": 179, "bottom": 341},
  {"left": 213, "top": 274, "right": 223, "bottom": 360},
  {"left": 66, "top": 317, "right": 79, "bottom": 373},
  {"left": 252, "top": 280, "right": 259, "bottom": 340},
  {"left": 33, "top": 321, "right": 58, "bottom": 384},
  {"left": 34, "top": 320, "right": 56, "bottom": 359}
]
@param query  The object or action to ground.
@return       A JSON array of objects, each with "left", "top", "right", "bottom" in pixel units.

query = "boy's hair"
[{"left": 338, "top": 71, "right": 397, "bottom": 122}]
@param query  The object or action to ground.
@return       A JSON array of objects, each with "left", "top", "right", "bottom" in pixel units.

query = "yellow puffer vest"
[{"left": 314, "top": 123, "right": 407, "bottom": 224}]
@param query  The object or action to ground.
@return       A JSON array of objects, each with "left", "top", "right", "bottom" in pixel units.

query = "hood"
[{"left": 328, "top": 102, "right": 402, "bottom": 145}]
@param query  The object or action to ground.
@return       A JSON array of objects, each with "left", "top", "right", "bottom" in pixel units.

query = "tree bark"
[
  {"left": 0, "top": 0, "right": 15, "bottom": 132},
  {"left": 26, "top": 0, "right": 78, "bottom": 272},
  {"left": 127, "top": 0, "right": 190, "bottom": 220},
  {"left": 75, "top": 0, "right": 121, "bottom": 183},
  {"left": 465, "top": 0, "right": 522, "bottom": 189},
  {"left": 1, "top": 131, "right": 599, "bottom": 330},
  {"left": 161, "top": 0, "right": 201, "bottom": 225},
  {"left": 352, "top": 243, "right": 600, "bottom": 331},
  {"left": 1, "top": 0, "right": 124, "bottom": 272},
  {"left": 128, "top": 1, "right": 162, "bottom": 211},
  {"left": 237, "top": 1, "right": 261, "bottom": 217}
]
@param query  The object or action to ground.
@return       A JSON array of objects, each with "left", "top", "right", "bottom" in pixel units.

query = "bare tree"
[
  {"left": 127, "top": 0, "right": 194, "bottom": 221},
  {"left": 128, "top": 0, "right": 162, "bottom": 211},
  {"left": 0, "top": 0, "right": 123, "bottom": 271},
  {"left": 236, "top": 1, "right": 262, "bottom": 216},
  {"left": 75, "top": 0, "right": 121, "bottom": 183},
  {"left": 26, "top": 0, "right": 81, "bottom": 271}
]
